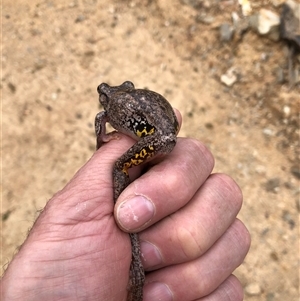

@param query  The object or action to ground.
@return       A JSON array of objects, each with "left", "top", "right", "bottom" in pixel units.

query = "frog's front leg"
[
  {"left": 95, "top": 111, "right": 121, "bottom": 150},
  {"left": 95, "top": 111, "right": 109, "bottom": 149}
]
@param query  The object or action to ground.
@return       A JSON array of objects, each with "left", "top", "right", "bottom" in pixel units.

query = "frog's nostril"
[{"left": 97, "top": 84, "right": 104, "bottom": 94}]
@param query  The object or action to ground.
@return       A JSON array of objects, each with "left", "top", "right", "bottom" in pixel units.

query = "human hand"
[{"left": 1, "top": 133, "right": 250, "bottom": 301}]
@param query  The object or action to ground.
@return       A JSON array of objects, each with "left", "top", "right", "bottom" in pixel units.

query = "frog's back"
[{"left": 131, "top": 89, "right": 179, "bottom": 135}]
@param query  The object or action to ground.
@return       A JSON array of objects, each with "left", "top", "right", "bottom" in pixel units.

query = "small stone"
[
  {"left": 205, "top": 122, "right": 214, "bottom": 130},
  {"left": 219, "top": 23, "right": 234, "bottom": 42},
  {"left": 245, "top": 283, "right": 262, "bottom": 296},
  {"left": 75, "top": 15, "right": 85, "bottom": 23},
  {"left": 280, "top": 1, "right": 300, "bottom": 48},
  {"left": 282, "top": 210, "right": 295, "bottom": 229},
  {"left": 258, "top": 9, "right": 280, "bottom": 35},
  {"left": 286, "top": 0, "right": 300, "bottom": 18},
  {"left": 220, "top": 67, "right": 238, "bottom": 86},
  {"left": 195, "top": 13, "right": 215, "bottom": 24},
  {"left": 283, "top": 105, "right": 291, "bottom": 116},
  {"left": 271, "top": 0, "right": 285, "bottom": 7},
  {"left": 238, "top": 0, "right": 252, "bottom": 17},
  {"left": 260, "top": 52, "right": 269, "bottom": 61},
  {"left": 250, "top": 9, "right": 280, "bottom": 41},
  {"left": 249, "top": 14, "right": 259, "bottom": 30},
  {"left": 266, "top": 292, "right": 275, "bottom": 301},
  {"left": 8, "top": 82, "right": 16, "bottom": 93},
  {"left": 265, "top": 178, "right": 280, "bottom": 193},
  {"left": 232, "top": 12, "right": 250, "bottom": 36},
  {"left": 255, "top": 165, "right": 266, "bottom": 174},
  {"left": 291, "top": 166, "right": 300, "bottom": 179},
  {"left": 276, "top": 67, "right": 285, "bottom": 83},
  {"left": 51, "top": 93, "right": 58, "bottom": 100},
  {"left": 262, "top": 128, "right": 275, "bottom": 136},
  {"left": 254, "top": 90, "right": 263, "bottom": 99}
]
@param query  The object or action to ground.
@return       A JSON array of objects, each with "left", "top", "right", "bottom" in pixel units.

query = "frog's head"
[{"left": 97, "top": 81, "right": 135, "bottom": 108}]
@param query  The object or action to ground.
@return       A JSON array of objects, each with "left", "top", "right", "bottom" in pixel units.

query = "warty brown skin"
[{"left": 95, "top": 81, "right": 179, "bottom": 301}]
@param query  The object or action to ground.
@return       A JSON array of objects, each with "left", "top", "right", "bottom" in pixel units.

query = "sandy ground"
[{"left": 1, "top": 1, "right": 299, "bottom": 300}]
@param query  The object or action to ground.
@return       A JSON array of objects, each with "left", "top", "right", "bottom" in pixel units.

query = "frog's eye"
[
  {"left": 121, "top": 81, "right": 135, "bottom": 90},
  {"left": 99, "top": 94, "right": 108, "bottom": 105}
]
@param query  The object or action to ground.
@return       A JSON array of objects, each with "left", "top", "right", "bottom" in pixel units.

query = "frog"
[{"left": 95, "top": 81, "right": 179, "bottom": 301}]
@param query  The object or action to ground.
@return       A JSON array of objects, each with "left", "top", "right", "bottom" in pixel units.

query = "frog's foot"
[
  {"left": 126, "top": 233, "right": 145, "bottom": 301},
  {"left": 97, "top": 130, "right": 121, "bottom": 148}
]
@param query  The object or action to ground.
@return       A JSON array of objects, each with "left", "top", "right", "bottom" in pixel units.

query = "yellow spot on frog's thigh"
[
  {"left": 121, "top": 146, "right": 155, "bottom": 175},
  {"left": 135, "top": 149, "right": 146, "bottom": 158}
]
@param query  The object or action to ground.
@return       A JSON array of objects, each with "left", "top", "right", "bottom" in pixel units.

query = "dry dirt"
[{"left": 1, "top": 0, "right": 299, "bottom": 300}]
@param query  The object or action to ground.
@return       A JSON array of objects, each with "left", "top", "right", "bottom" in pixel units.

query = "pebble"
[
  {"left": 196, "top": 13, "right": 215, "bottom": 24},
  {"left": 280, "top": 0, "right": 300, "bottom": 48},
  {"left": 276, "top": 67, "right": 285, "bottom": 83},
  {"left": 250, "top": 9, "right": 280, "bottom": 41},
  {"left": 282, "top": 210, "right": 295, "bottom": 229},
  {"left": 219, "top": 23, "right": 234, "bottom": 42},
  {"left": 260, "top": 52, "right": 269, "bottom": 61},
  {"left": 220, "top": 67, "right": 237, "bottom": 86},
  {"left": 283, "top": 105, "right": 291, "bottom": 116},
  {"left": 286, "top": 0, "right": 300, "bottom": 17},
  {"left": 266, "top": 293, "right": 275, "bottom": 301},
  {"left": 75, "top": 15, "right": 85, "bottom": 23},
  {"left": 238, "top": 0, "right": 252, "bottom": 17},
  {"left": 245, "top": 282, "right": 262, "bottom": 296},
  {"left": 271, "top": 0, "right": 285, "bottom": 7},
  {"left": 290, "top": 166, "right": 300, "bottom": 179},
  {"left": 255, "top": 165, "right": 266, "bottom": 174},
  {"left": 262, "top": 128, "right": 275, "bottom": 136},
  {"left": 8, "top": 82, "right": 16, "bottom": 93},
  {"left": 232, "top": 12, "right": 250, "bottom": 36},
  {"left": 265, "top": 178, "right": 280, "bottom": 193}
]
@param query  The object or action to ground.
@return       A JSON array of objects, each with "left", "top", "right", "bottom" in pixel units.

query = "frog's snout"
[{"left": 97, "top": 83, "right": 109, "bottom": 95}]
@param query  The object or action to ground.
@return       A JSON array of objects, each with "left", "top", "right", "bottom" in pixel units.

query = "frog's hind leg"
[
  {"left": 126, "top": 233, "right": 145, "bottom": 301},
  {"left": 112, "top": 134, "right": 176, "bottom": 201},
  {"left": 113, "top": 134, "right": 176, "bottom": 301}
]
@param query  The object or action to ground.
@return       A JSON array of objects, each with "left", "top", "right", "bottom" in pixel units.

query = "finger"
[
  {"left": 115, "top": 138, "right": 215, "bottom": 232},
  {"left": 143, "top": 275, "right": 243, "bottom": 301},
  {"left": 140, "top": 173, "right": 243, "bottom": 270},
  {"left": 143, "top": 219, "right": 251, "bottom": 301},
  {"left": 55, "top": 107, "right": 182, "bottom": 221},
  {"left": 196, "top": 275, "right": 244, "bottom": 301}
]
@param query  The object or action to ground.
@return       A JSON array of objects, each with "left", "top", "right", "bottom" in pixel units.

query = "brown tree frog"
[{"left": 95, "top": 81, "right": 179, "bottom": 301}]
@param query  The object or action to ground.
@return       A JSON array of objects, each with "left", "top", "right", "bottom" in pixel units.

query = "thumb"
[{"left": 48, "top": 134, "right": 139, "bottom": 223}]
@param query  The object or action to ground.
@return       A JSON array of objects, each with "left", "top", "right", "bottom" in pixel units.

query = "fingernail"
[
  {"left": 117, "top": 196, "right": 155, "bottom": 230},
  {"left": 140, "top": 241, "right": 163, "bottom": 269},
  {"left": 144, "top": 282, "right": 173, "bottom": 301}
]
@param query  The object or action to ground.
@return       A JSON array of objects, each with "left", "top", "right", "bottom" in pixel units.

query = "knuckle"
[{"left": 210, "top": 173, "right": 243, "bottom": 210}]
